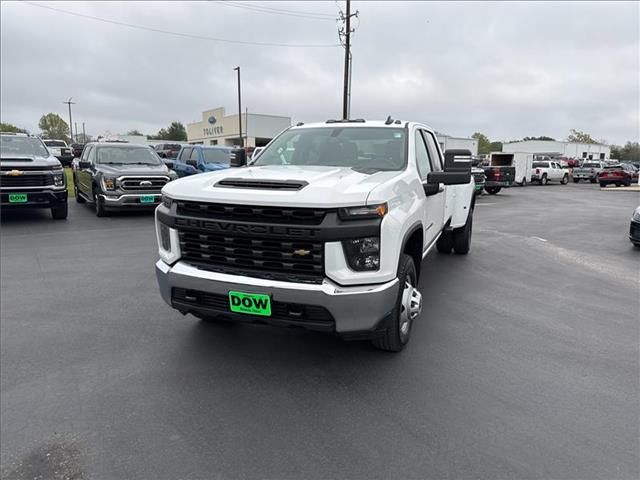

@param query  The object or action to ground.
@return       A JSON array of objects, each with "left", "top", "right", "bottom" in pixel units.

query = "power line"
[
  {"left": 23, "top": 1, "right": 340, "bottom": 48},
  {"left": 213, "top": 1, "right": 336, "bottom": 20}
]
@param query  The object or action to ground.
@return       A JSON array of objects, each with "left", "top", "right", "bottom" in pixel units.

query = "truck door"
[
  {"left": 77, "top": 145, "right": 94, "bottom": 195},
  {"left": 174, "top": 147, "right": 192, "bottom": 177},
  {"left": 415, "top": 129, "right": 446, "bottom": 249}
]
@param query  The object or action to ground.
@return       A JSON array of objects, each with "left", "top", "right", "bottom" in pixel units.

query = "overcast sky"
[{"left": 1, "top": 1, "right": 638, "bottom": 144}]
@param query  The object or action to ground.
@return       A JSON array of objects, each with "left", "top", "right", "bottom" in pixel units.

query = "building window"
[
  {"left": 209, "top": 140, "right": 218, "bottom": 145},
  {"left": 588, "top": 154, "right": 593, "bottom": 160},
  {"left": 582, "top": 152, "right": 588, "bottom": 158},
  {"left": 600, "top": 153, "right": 605, "bottom": 160}
]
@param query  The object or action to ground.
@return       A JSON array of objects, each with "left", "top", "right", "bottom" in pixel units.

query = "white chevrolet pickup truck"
[{"left": 155, "top": 119, "right": 475, "bottom": 351}]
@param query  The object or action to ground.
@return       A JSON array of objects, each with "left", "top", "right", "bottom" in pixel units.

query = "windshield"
[
  {"left": 1, "top": 136, "right": 50, "bottom": 157},
  {"left": 532, "top": 161, "right": 549, "bottom": 168},
  {"left": 96, "top": 146, "right": 162, "bottom": 165},
  {"left": 202, "top": 148, "right": 230, "bottom": 164},
  {"left": 44, "top": 140, "right": 66, "bottom": 147},
  {"left": 252, "top": 127, "right": 407, "bottom": 171}
]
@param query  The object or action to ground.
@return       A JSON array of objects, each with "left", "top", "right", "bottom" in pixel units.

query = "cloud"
[{"left": 1, "top": 1, "right": 638, "bottom": 144}]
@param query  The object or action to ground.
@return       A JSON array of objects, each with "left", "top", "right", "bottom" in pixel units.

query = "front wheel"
[
  {"left": 599, "top": 182, "right": 606, "bottom": 188},
  {"left": 485, "top": 186, "right": 501, "bottom": 195},
  {"left": 93, "top": 187, "right": 107, "bottom": 217},
  {"left": 561, "top": 174, "right": 569, "bottom": 184},
  {"left": 372, "top": 254, "right": 421, "bottom": 352},
  {"left": 590, "top": 178, "right": 597, "bottom": 184},
  {"left": 51, "top": 203, "right": 68, "bottom": 220},
  {"left": 573, "top": 178, "right": 580, "bottom": 183}
]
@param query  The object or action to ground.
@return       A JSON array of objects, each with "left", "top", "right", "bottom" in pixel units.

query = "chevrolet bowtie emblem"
[
  {"left": 7, "top": 170, "right": 23, "bottom": 176},
  {"left": 293, "top": 249, "right": 311, "bottom": 256}
]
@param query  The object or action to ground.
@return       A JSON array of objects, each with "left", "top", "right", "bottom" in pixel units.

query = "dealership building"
[
  {"left": 186, "top": 107, "right": 291, "bottom": 147},
  {"left": 502, "top": 140, "right": 611, "bottom": 160}
]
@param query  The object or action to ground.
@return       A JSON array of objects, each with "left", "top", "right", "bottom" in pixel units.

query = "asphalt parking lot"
[{"left": 1, "top": 183, "right": 638, "bottom": 480}]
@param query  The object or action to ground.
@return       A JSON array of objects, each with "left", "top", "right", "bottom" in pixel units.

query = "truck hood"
[
  {"left": 162, "top": 165, "right": 404, "bottom": 207},
  {"left": 0, "top": 155, "right": 61, "bottom": 168},
  {"left": 97, "top": 163, "right": 171, "bottom": 176}
]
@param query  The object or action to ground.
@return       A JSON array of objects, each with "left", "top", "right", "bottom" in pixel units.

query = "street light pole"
[
  {"left": 234, "top": 66, "right": 243, "bottom": 148},
  {"left": 63, "top": 98, "right": 75, "bottom": 142}
]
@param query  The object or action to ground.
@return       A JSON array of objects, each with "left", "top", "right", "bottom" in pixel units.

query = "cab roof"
[{"left": 289, "top": 119, "right": 435, "bottom": 132}]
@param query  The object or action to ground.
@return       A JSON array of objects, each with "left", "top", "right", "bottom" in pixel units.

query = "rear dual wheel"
[{"left": 485, "top": 186, "right": 501, "bottom": 195}]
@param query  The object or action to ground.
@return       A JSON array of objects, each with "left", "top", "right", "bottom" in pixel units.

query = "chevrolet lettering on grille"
[{"left": 173, "top": 218, "right": 318, "bottom": 238}]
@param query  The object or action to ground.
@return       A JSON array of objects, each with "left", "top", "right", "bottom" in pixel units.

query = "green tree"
[
  {"left": 566, "top": 129, "right": 597, "bottom": 144},
  {"left": 126, "top": 129, "right": 143, "bottom": 136},
  {"left": 0, "top": 122, "right": 28, "bottom": 134},
  {"left": 147, "top": 121, "right": 187, "bottom": 141},
  {"left": 38, "top": 113, "right": 70, "bottom": 142},
  {"left": 489, "top": 141, "right": 503, "bottom": 152},
  {"left": 619, "top": 141, "right": 640, "bottom": 162},
  {"left": 522, "top": 136, "right": 555, "bottom": 141},
  {"left": 471, "top": 132, "right": 491, "bottom": 155}
]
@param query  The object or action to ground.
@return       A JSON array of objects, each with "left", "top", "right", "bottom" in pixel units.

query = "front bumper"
[
  {"left": 99, "top": 192, "right": 161, "bottom": 208},
  {"left": 0, "top": 188, "right": 67, "bottom": 208},
  {"left": 156, "top": 260, "right": 399, "bottom": 335},
  {"left": 630, "top": 220, "right": 640, "bottom": 244}
]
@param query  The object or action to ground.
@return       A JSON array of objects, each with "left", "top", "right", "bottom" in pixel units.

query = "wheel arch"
[{"left": 401, "top": 222, "right": 423, "bottom": 280}]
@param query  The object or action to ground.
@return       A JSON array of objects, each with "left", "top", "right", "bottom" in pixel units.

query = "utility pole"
[
  {"left": 82, "top": 122, "right": 86, "bottom": 143},
  {"left": 234, "top": 66, "right": 243, "bottom": 148},
  {"left": 245, "top": 106, "right": 249, "bottom": 146},
  {"left": 63, "top": 98, "right": 75, "bottom": 142},
  {"left": 339, "top": 0, "right": 358, "bottom": 120},
  {"left": 74, "top": 122, "right": 78, "bottom": 143}
]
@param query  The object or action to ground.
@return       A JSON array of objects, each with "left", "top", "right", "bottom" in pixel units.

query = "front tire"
[
  {"left": 590, "top": 178, "right": 597, "bottom": 184},
  {"left": 600, "top": 182, "right": 606, "bottom": 188},
  {"left": 453, "top": 208, "right": 473, "bottom": 254},
  {"left": 573, "top": 178, "right": 580, "bottom": 183},
  {"left": 51, "top": 203, "right": 68, "bottom": 220},
  {"left": 561, "top": 174, "right": 569, "bottom": 184},
  {"left": 372, "top": 254, "right": 421, "bottom": 352},
  {"left": 93, "top": 187, "right": 106, "bottom": 217},
  {"left": 485, "top": 186, "right": 501, "bottom": 195}
]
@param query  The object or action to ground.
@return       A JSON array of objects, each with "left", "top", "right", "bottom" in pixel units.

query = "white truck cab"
[{"left": 155, "top": 119, "right": 475, "bottom": 351}]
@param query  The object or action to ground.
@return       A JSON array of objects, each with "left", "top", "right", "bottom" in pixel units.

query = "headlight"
[
  {"left": 102, "top": 177, "right": 116, "bottom": 191},
  {"left": 339, "top": 203, "right": 388, "bottom": 220},
  {"left": 53, "top": 173, "right": 65, "bottom": 186},
  {"left": 342, "top": 236, "right": 380, "bottom": 271},
  {"left": 632, "top": 207, "right": 640, "bottom": 222},
  {"left": 161, "top": 194, "right": 173, "bottom": 209}
]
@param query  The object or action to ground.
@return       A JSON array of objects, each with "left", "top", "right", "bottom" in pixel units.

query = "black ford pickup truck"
[
  {"left": 0, "top": 133, "right": 68, "bottom": 219},
  {"left": 74, "top": 142, "right": 177, "bottom": 217}
]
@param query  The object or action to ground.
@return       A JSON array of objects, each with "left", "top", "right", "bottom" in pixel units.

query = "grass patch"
[{"left": 64, "top": 167, "right": 74, "bottom": 195}]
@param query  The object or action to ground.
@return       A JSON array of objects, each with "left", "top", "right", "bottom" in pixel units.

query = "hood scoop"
[
  {"left": 215, "top": 178, "right": 308, "bottom": 190},
  {"left": 0, "top": 157, "right": 34, "bottom": 162}
]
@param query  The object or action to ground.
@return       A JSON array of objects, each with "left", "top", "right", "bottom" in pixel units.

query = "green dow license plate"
[
  {"left": 9, "top": 193, "right": 28, "bottom": 203},
  {"left": 229, "top": 291, "right": 272, "bottom": 317},
  {"left": 140, "top": 195, "right": 156, "bottom": 204}
]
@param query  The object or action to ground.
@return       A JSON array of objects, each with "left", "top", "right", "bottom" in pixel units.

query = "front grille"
[
  {"left": 472, "top": 172, "right": 485, "bottom": 184},
  {"left": 176, "top": 200, "right": 327, "bottom": 225},
  {"left": 172, "top": 288, "right": 335, "bottom": 329},
  {"left": 178, "top": 229, "right": 324, "bottom": 283},
  {"left": 0, "top": 174, "right": 53, "bottom": 187},
  {"left": 120, "top": 177, "right": 168, "bottom": 191},
  {"left": 1, "top": 165, "right": 54, "bottom": 171}
]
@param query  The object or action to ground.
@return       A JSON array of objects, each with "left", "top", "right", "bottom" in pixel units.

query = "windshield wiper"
[
  {"left": 131, "top": 162, "right": 159, "bottom": 165},
  {"left": 101, "top": 162, "right": 123, "bottom": 165}
]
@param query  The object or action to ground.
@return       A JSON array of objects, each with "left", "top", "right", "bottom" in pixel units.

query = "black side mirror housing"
[
  {"left": 230, "top": 148, "right": 247, "bottom": 168},
  {"left": 443, "top": 149, "right": 473, "bottom": 172},
  {"left": 422, "top": 182, "right": 440, "bottom": 196},
  {"left": 78, "top": 161, "right": 90, "bottom": 169},
  {"left": 427, "top": 171, "right": 471, "bottom": 185}
]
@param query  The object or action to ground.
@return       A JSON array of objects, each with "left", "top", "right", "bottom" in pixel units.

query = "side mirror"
[
  {"left": 443, "top": 149, "right": 473, "bottom": 173},
  {"left": 422, "top": 182, "right": 440, "bottom": 196},
  {"left": 428, "top": 171, "right": 471, "bottom": 185},
  {"left": 230, "top": 148, "right": 247, "bottom": 168},
  {"left": 78, "top": 161, "right": 90, "bottom": 169}
]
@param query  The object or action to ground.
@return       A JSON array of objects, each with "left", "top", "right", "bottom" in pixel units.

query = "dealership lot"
[{"left": 1, "top": 184, "right": 638, "bottom": 479}]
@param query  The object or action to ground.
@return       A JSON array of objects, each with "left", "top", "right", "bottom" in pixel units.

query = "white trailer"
[{"left": 490, "top": 152, "right": 534, "bottom": 186}]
